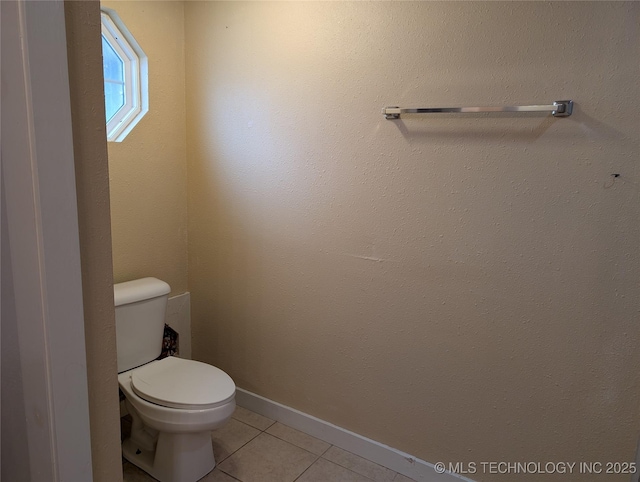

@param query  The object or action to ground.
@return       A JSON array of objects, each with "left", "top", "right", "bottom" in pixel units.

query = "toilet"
[{"left": 114, "top": 277, "right": 236, "bottom": 482}]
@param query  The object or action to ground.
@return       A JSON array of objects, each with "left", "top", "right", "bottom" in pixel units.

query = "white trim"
[
  {"left": 1, "top": 0, "right": 93, "bottom": 480},
  {"left": 166, "top": 292, "right": 192, "bottom": 360},
  {"left": 235, "top": 388, "right": 474, "bottom": 482}
]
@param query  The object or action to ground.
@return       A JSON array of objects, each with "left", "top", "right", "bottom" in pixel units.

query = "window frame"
[{"left": 100, "top": 8, "right": 148, "bottom": 142}]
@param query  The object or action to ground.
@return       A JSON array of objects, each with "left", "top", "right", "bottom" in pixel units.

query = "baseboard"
[{"left": 235, "top": 388, "right": 474, "bottom": 482}]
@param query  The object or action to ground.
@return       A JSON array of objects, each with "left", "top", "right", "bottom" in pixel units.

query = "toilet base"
[{"left": 123, "top": 431, "right": 216, "bottom": 482}]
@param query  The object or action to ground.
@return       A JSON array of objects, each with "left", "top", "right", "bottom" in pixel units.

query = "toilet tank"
[{"left": 114, "top": 277, "right": 171, "bottom": 373}]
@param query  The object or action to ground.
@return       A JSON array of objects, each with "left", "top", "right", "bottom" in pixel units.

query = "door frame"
[{"left": 2, "top": 0, "right": 93, "bottom": 479}]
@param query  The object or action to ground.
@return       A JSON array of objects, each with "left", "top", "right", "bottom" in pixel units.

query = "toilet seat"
[{"left": 130, "top": 356, "right": 235, "bottom": 410}]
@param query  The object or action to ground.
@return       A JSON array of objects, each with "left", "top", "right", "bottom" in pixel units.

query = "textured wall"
[
  {"left": 104, "top": 1, "right": 188, "bottom": 295},
  {"left": 185, "top": 2, "right": 640, "bottom": 479},
  {"left": 64, "top": 1, "right": 123, "bottom": 481}
]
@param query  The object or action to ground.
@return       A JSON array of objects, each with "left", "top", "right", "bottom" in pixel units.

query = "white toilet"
[{"left": 114, "top": 277, "right": 236, "bottom": 482}]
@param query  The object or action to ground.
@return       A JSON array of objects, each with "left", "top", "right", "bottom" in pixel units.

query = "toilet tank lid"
[{"left": 114, "top": 278, "right": 171, "bottom": 306}]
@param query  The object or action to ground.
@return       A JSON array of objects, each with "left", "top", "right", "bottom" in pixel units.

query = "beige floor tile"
[
  {"left": 322, "top": 446, "right": 396, "bottom": 482},
  {"left": 265, "top": 422, "right": 330, "bottom": 456},
  {"left": 232, "top": 406, "right": 275, "bottom": 431},
  {"left": 297, "top": 458, "right": 374, "bottom": 482},
  {"left": 211, "top": 418, "right": 261, "bottom": 462},
  {"left": 122, "top": 460, "right": 155, "bottom": 482},
  {"left": 124, "top": 460, "right": 234, "bottom": 482},
  {"left": 198, "top": 468, "right": 239, "bottom": 482},
  {"left": 393, "top": 474, "right": 417, "bottom": 482},
  {"left": 218, "top": 432, "right": 317, "bottom": 482},
  {"left": 124, "top": 460, "right": 235, "bottom": 482}
]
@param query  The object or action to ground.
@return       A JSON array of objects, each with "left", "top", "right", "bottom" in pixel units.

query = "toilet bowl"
[
  {"left": 119, "top": 357, "right": 235, "bottom": 482},
  {"left": 115, "top": 278, "right": 236, "bottom": 482}
]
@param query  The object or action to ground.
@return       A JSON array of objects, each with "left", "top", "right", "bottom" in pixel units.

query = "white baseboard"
[{"left": 235, "top": 388, "right": 474, "bottom": 482}]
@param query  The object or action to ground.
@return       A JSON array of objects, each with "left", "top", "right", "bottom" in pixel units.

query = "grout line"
[
  {"left": 259, "top": 431, "right": 318, "bottom": 458},
  {"left": 298, "top": 456, "right": 386, "bottom": 482},
  {"left": 292, "top": 454, "right": 322, "bottom": 482},
  {"left": 217, "top": 458, "right": 242, "bottom": 480},
  {"left": 320, "top": 446, "right": 397, "bottom": 482},
  {"left": 231, "top": 410, "right": 276, "bottom": 432},
  {"left": 317, "top": 440, "right": 332, "bottom": 457},
  {"left": 264, "top": 420, "right": 336, "bottom": 463},
  {"left": 215, "top": 432, "right": 258, "bottom": 464},
  {"left": 213, "top": 420, "right": 262, "bottom": 464},
  {"left": 260, "top": 428, "right": 327, "bottom": 458},
  {"left": 217, "top": 467, "right": 243, "bottom": 482}
]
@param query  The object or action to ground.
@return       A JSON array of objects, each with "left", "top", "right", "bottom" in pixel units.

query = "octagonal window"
[{"left": 100, "top": 8, "right": 148, "bottom": 142}]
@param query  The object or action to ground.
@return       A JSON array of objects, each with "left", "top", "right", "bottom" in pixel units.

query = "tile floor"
[{"left": 121, "top": 406, "right": 416, "bottom": 482}]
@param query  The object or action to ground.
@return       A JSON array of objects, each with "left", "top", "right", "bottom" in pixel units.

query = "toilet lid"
[{"left": 130, "top": 356, "right": 235, "bottom": 409}]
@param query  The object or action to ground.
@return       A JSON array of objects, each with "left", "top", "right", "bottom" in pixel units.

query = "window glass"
[
  {"left": 104, "top": 81, "right": 125, "bottom": 121},
  {"left": 101, "top": 35, "right": 124, "bottom": 82},
  {"left": 102, "top": 36, "right": 126, "bottom": 121}
]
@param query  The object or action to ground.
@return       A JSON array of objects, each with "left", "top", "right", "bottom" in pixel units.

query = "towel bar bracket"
[{"left": 552, "top": 100, "right": 573, "bottom": 117}]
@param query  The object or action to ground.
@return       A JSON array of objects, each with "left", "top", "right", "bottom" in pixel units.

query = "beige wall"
[
  {"left": 64, "top": 1, "right": 123, "bottom": 481},
  {"left": 185, "top": 2, "right": 640, "bottom": 479},
  {"left": 104, "top": 1, "right": 188, "bottom": 295}
]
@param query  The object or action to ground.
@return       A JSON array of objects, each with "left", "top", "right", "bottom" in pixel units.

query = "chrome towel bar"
[{"left": 382, "top": 100, "right": 573, "bottom": 119}]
